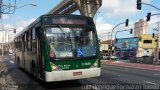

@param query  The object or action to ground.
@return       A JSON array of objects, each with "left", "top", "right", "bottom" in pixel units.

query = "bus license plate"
[{"left": 73, "top": 71, "right": 82, "bottom": 76}]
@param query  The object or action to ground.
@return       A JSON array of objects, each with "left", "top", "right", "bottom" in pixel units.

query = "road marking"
[
  {"left": 10, "top": 61, "right": 14, "bottom": 63},
  {"left": 145, "top": 81, "right": 156, "bottom": 85}
]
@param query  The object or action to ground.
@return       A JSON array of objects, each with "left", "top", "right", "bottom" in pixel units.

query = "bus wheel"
[
  {"left": 31, "top": 60, "right": 36, "bottom": 76},
  {"left": 17, "top": 57, "right": 20, "bottom": 67}
]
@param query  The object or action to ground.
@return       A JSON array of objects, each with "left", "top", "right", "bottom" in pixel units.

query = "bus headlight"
[
  {"left": 50, "top": 63, "right": 62, "bottom": 71},
  {"left": 94, "top": 63, "right": 98, "bottom": 66},
  {"left": 91, "top": 60, "right": 98, "bottom": 68}
]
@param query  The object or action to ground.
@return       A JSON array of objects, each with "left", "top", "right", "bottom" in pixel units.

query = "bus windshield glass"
[{"left": 46, "top": 26, "right": 97, "bottom": 59}]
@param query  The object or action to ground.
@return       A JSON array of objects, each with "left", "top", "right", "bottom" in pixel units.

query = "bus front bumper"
[{"left": 45, "top": 68, "right": 101, "bottom": 82}]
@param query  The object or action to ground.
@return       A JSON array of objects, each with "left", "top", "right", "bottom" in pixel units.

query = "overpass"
[{"left": 48, "top": 0, "right": 102, "bottom": 18}]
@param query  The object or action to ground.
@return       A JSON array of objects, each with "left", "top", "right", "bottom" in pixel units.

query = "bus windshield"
[{"left": 46, "top": 26, "right": 97, "bottom": 59}]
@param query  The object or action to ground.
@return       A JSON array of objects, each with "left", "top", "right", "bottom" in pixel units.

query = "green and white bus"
[{"left": 14, "top": 14, "right": 101, "bottom": 82}]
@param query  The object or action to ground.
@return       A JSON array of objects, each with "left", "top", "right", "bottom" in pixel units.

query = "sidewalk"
[{"left": 102, "top": 60, "right": 160, "bottom": 71}]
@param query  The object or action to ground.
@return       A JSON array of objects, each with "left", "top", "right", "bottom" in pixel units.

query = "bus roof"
[
  {"left": 14, "top": 14, "right": 93, "bottom": 39},
  {"left": 14, "top": 16, "right": 41, "bottom": 38}
]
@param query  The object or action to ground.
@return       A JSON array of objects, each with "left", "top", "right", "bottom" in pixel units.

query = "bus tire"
[
  {"left": 31, "top": 60, "right": 36, "bottom": 76},
  {"left": 17, "top": 57, "right": 20, "bottom": 67}
]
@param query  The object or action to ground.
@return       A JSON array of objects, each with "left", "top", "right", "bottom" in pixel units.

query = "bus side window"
[
  {"left": 25, "top": 33, "right": 27, "bottom": 51},
  {"left": 17, "top": 37, "right": 20, "bottom": 51},
  {"left": 32, "top": 28, "right": 36, "bottom": 52},
  {"left": 26, "top": 31, "right": 32, "bottom": 51},
  {"left": 20, "top": 35, "right": 22, "bottom": 51},
  {"left": 22, "top": 35, "right": 25, "bottom": 51}
]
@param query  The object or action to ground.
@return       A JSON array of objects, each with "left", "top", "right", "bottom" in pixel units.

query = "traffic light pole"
[
  {"left": 141, "top": 3, "right": 160, "bottom": 11},
  {"left": 110, "top": 20, "right": 129, "bottom": 61},
  {"left": 115, "top": 29, "right": 133, "bottom": 39},
  {"left": 0, "top": 0, "right": 2, "bottom": 17},
  {"left": 137, "top": 0, "right": 160, "bottom": 11}
]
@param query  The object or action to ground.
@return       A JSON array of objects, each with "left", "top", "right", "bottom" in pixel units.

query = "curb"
[{"left": 104, "top": 61, "right": 160, "bottom": 71}]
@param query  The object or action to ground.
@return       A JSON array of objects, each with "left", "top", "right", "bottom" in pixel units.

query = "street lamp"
[
  {"left": 109, "top": 19, "right": 129, "bottom": 60},
  {"left": 1, "top": 3, "right": 37, "bottom": 14},
  {"left": 0, "top": 27, "right": 16, "bottom": 56},
  {"left": 0, "top": 3, "right": 37, "bottom": 56},
  {"left": 15, "top": 3, "right": 37, "bottom": 9}
]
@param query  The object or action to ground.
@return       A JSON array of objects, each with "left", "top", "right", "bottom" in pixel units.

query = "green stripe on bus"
[{"left": 50, "top": 59, "right": 97, "bottom": 70}]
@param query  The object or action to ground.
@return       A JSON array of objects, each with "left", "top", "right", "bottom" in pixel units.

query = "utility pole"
[
  {"left": 0, "top": 0, "right": 2, "bottom": 17},
  {"left": 0, "top": 0, "right": 3, "bottom": 56},
  {"left": 153, "top": 22, "right": 160, "bottom": 63},
  {"left": 108, "top": 32, "right": 110, "bottom": 56},
  {"left": 156, "top": 22, "right": 160, "bottom": 63},
  {"left": 0, "top": 1, "right": 36, "bottom": 56},
  {"left": 109, "top": 19, "right": 129, "bottom": 61},
  {"left": 0, "top": 0, "right": 1, "bottom": 55}
]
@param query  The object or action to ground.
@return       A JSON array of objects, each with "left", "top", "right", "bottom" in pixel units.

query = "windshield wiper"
[{"left": 58, "top": 25, "right": 67, "bottom": 36}]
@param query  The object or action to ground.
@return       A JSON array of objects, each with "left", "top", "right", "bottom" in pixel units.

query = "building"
[
  {"left": 0, "top": 31, "right": 10, "bottom": 55},
  {"left": 134, "top": 19, "right": 148, "bottom": 37},
  {"left": 0, "top": 31, "right": 10, "bottom": 43},
  {"left": 114, "top": 34, "right": 157, "bottom": 64},
  {"left": 114, "top": 37, "right": 139, "bottom": 60},
  {"left": 100, "top": 40, "right": 114, "bottom": 59}
]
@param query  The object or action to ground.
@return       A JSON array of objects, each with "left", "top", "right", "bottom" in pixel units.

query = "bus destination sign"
[{"left": 44, "top": 17, "right": 87, "bottom": 25}]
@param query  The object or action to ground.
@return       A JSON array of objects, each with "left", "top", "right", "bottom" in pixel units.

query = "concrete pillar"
[{"left": 74, "top": 0, "right": 102, "bottom": 17}]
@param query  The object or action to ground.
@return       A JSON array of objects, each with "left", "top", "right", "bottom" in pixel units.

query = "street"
[
  {"left": 0, "top": 56, "right": 160, "bottom": 90},
  {"left": 1, "top": 0, "right": 160, "bottom": 90}
]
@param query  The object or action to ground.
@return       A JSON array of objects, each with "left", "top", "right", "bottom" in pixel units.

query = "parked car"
[{"left": 102, "top": 55, "right": 116, "bottom": 60}]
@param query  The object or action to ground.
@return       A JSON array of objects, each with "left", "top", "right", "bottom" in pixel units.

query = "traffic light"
[
  {"left": 130, "top": 28, "right": 133, "bottom": 34},
  {"left": 125, "top": 19, "right": 129, "bottom": 27},
  {"left": 13, "top": 29, "right": 16, "bottom": 33},
  {"left": 146, "top": 12, "right": 151, "bottom": 21},
  {"left": 137, "top": 0, "right": 141, "bottom": 10}
]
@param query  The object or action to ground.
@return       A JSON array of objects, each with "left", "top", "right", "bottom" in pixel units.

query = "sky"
[{"left": 1, "top": 0, "right": 160, "bottom": 41}]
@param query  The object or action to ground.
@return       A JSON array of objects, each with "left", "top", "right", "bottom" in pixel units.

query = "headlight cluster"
[
  {"left": 50, "top": 62, "right": 62, "bottom": 71},
  {"left": 91, "top": 59, "right": 98, "bottom": 68}
]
